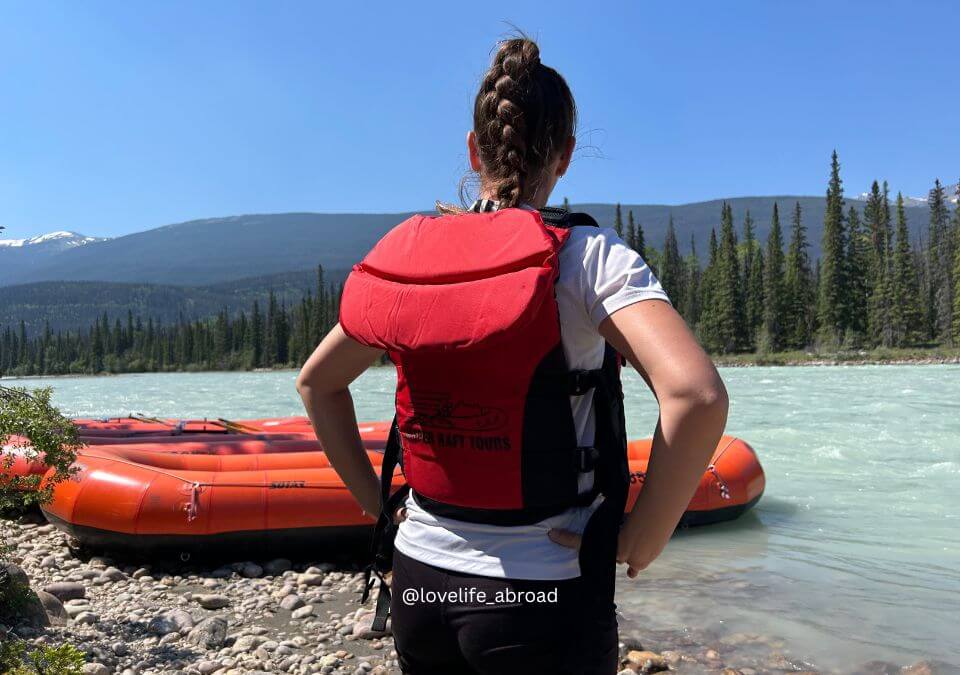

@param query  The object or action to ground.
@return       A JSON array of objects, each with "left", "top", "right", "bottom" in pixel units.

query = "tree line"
[
  {"left": 610, "top": 152, "right": 959, "bottom": 353},
  {"left": 1, "top": 151, "right": 959, "bottom": 376},
  {"left": 0, "top": 269, "right": 341, "bottom": 376}
]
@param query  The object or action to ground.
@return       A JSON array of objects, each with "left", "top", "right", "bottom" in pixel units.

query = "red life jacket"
[{"left": 340, "top": 207, "right": 627, "bottom": 526}]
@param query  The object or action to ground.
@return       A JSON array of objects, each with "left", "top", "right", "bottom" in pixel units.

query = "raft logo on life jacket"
[{"left": 408, "top": 393, "right": 507, "bottom": 432}]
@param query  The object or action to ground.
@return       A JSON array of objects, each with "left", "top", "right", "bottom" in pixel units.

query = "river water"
[{"left": 6, "top": 365, "right": 959, "bottom": 670}]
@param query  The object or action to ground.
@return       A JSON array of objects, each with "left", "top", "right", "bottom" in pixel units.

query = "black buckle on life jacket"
[
  {"left": 569, "top": 369, "right": 603, "bottom": 396},
  {"left": 578, "top": 446, "right": 600, "bottom": 472}
]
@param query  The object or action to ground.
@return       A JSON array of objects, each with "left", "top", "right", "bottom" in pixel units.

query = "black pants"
[{"left": 390, "top": 549, "right": 619, "bottom": 675}]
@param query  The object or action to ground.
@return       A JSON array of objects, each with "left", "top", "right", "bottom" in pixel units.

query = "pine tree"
[
  {"left": 562, "top": 196, "right": 570, "bottom": 211},
  {"left": 927, "top": 179, "right": 954, "bottom": 343},
  {"left": 845, "top": 205, "right": 869, "bottom": 341},
  {"left": 952, "top": 182, "right": 960, "bottom": 344},
  {"left": 762, "top": 203, "right": 786, "bottom": 351},
  {"left": 249, "top": 300, "right": 264, "bottom": 369},
  {"left": 785, "top": 201, "right": 814, "bottom": 349},
  {"left": 659, "top": 215, "right": 683, "bottom": 302},
  {"left": 741, "top": 210, "right": 763, "bottom": 345},
  {"left": 634, "top": 217, "right": 646, "bottom": 260},
  {"left": 891, "top": 193, "right": 922, "bottom": 347},
  {"left": 614, "top": 203, "right": 623, "bottom": 237},
  {"left": 682, "top": 234, "right": 701, "bottom": 328},
  {"left": 701, "top": 203, "right": 745, "bottom": 353},
  {"left": 626, "top": 210, "right": 637, "bottom": 252},
  {"left": 818, "top": 150, "right": 848, "bottom": 344}
]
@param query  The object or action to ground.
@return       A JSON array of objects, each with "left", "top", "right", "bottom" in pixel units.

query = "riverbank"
[
  {"left": 1, "top": 517, "right": 951, "bottom": 675},
  {"left": 712, "top": 346, "right": 960, "bottom": 367},
  {"left": 4, "top": 348, "right": 960, "bottom": 382}
]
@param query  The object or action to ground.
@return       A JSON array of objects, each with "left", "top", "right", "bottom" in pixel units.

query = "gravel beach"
[{"left": 1, "top": 517, "right": 951, "bottom": 675}]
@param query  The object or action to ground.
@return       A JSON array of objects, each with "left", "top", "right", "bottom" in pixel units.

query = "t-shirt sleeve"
[{"left": 579, "top": 227, "right": 671, "bottom": 327}]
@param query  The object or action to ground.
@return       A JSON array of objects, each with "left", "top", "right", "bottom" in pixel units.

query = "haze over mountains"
[{"left": 0, "top": 192, "right": 951, "bottom": 334}]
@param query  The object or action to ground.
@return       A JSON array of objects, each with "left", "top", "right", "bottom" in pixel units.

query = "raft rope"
[
  {"left": 705, "top": 436, "right": 737, "bottom": 501},
  {"left": 76, "top": 450, "right": 395, "bottom": 523}
]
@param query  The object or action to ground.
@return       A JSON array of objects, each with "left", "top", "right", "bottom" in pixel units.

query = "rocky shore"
[{"left": 1, "top": 518, "right": 953, "bottom": 675}]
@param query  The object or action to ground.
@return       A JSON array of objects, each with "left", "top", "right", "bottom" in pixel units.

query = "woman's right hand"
[{"left": 615, "top": 510, "right": 674, "bottom": 578}]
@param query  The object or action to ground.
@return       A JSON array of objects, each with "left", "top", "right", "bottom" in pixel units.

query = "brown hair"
[{"left": 446, "top": 36, "right": 577, "bottom": 211}]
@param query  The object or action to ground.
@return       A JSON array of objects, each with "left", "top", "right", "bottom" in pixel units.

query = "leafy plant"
[
  {"left": 0, "top": 386, "right": 81, "bottom": 513},
  {"left": 0, "top": 633, "right": 85, "bottom": 675}
]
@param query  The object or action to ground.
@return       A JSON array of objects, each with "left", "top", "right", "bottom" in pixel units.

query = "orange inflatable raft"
[{"left": 38, "top": 430, "right": 764, "bottom": 554}]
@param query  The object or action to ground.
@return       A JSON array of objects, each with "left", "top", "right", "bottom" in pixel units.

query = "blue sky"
[{"left": 1, "top": 1, "right": 956, "bottom": 239}]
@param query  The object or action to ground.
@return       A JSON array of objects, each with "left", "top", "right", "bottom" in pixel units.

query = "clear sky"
[{"left": 1, "top": 1, "right": 956, "bottom": 239}]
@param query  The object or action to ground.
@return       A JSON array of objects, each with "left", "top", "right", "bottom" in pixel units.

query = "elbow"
[
  {"left": 664, "top": 372, "right": 729, "bottom": 423},
  {"left": 295, "top": 369, "right": 311, "bottom": 398}
]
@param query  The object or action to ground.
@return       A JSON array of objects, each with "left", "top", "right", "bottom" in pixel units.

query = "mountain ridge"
[{"left": 0, "top": 196, "right": 941, "bottom": 288}]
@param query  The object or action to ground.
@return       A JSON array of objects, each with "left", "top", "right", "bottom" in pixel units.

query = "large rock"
[
  {"left": 148, "top": 609, "right": 193, "bottom": 636},
  {"left": 0, "top": 563, "right": 49, "bottom": 628},
  {"left": 82, "top": 663, "right": 110, "bottom": 675},
  {"left": 188, "top": 616, "right": 228, "bottom": 649},
  {"left": 36, "top": 590, "right": 67, "bottom": 626},
  {"left": 279, "top": 594, "right": 304, "bottom": 610},
  {"left": 41, "top": 581, "right": 85, "bottom": 602}
]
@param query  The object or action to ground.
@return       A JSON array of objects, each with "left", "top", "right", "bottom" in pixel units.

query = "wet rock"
[
  {"left": 900, "top": 662, "right": 946, "bottom": 675},
  {"left": 42, "top": 581, "right": 85, "bottom": 601},
  {"left": 850, "top": 661, "right": 901, "bottom": 675},
  {"left": 240, "top": 562, "right": 263, "bottom": 578},
  {"left": 188, "top": 616, "right": 228, "bottom": 649},
  {"left": 263, "top": 558, "right": 292, "bottom": 575},
  {"left": 625, "top": 650, "right": 668, "bottom": 673},
  {"left": 195, "top": 593, "right": 231, "bottom": 609},
  {"left": 36, "top": 590, "right": 67, "bottom": 626}
]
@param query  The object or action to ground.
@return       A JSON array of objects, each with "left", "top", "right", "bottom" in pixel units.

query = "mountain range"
[
  {"left": 1, "top": 194, "right": 946, "bottom": 289},
  {"left": 1, "top": 192, "right": 954, "bottom": 335}
]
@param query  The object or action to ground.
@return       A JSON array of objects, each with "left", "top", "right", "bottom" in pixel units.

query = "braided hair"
[{"left": 470, "top": 37, "right": 577, "bottom": 208}]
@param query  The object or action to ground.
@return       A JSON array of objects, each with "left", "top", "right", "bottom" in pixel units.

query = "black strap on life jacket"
[{"left": 360, "top": 207, "right": 627, "bottom": 632}]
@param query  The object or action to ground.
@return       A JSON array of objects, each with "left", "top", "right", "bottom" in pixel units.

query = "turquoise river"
[{"left": 6, "top": 365, "right": 959, "bottom": 670}]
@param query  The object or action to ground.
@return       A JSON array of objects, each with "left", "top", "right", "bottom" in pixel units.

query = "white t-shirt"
[{"left": 393, "top": 219, "right": 670, "bottom": 580}]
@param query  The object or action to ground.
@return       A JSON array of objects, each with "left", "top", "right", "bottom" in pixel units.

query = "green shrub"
[
  {"left": 0, "top": 386, "right": 81, "bottom": 513},
  {"left": 0, "top": 634, "right": 85, "bottom": 675}
]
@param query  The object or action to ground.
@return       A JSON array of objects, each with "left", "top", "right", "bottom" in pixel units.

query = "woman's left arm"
[{"left": 295, "top": 324, "right": 384, "bottom": 517}]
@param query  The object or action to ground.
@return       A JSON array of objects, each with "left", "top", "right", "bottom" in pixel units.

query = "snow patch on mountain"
[{"left": 0, "top": 231, "right": 103, "bottom": 248}]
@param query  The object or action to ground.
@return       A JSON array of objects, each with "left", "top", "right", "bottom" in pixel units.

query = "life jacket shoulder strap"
[{"left": 538, "top": 207, "right": 599, "bottom": 229}]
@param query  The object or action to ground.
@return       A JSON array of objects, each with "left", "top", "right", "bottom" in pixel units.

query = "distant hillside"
[
  {"left": 3, "top": 212, "right": 408, "bottom": 287},
  {"left": 0, "top": 268, "right": 348, "bottom": 336},
  {"left": 0, "top": 197, "right": 939, "bottom": 289},
  {"left": 0, "top": 231, "right": 106, "bottom": 284}
]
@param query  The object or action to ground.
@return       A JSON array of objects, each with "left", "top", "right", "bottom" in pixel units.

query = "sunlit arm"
[
  {"left": 603, "top": 299, "right": 728, "bottom": 577},
  {"left": 295, "top": 324, "right": 384, "bottom": 518}
]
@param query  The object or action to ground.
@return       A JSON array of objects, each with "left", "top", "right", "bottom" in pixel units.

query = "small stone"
[
  {"left": 280, "top": 594, "right": 305, "bottom": 610},
  {"left": 40, "top": 555, "right": 58, "bottom": 568},
  {"left": 291, "top": 605, "right": 315, "bottom": 619},
  {"left": 73, "top": 611, "right": 99, "bottom": 625},
  {"left": 352, "top": 613, "right": 390, "bottom": 639},
  {"left": 299, "top": 572, "right": 325, "bottom": 586},
  {"left": 100, "top": 566, "right": 126, "bottom": 581},
  {"left": 195, "top": 594, "right": 231, "bottom": 609},
  {"left": 41, "top": 581, "right": 85, "bottom": 601},
  {"left": 626, "top": 651, "right": 668, "bottom": 673},
  {"left": 82, "top": 664, "right": 110, "bottom": 675},
  {"left": 197, "top": 661, "right": 223, "bottom": 674},
  {"left": 319, "top": 654, "right": 340, "bottom": 667},
  {"left": 188, "top": 616, "right": 228, "bottom": 648}
]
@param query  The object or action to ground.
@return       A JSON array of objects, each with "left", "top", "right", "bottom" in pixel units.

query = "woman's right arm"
[{"left": 600, "top": 299, "right": 729, "bottom": 578}]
